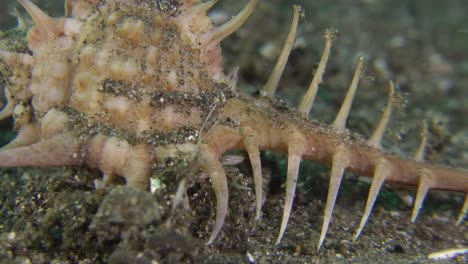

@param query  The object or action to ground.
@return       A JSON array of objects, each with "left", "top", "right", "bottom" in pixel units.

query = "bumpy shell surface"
[
  {"left": 0, "top": 0, "right": 234, "bottom": 189},
  {"left": 0, "top": 0, "right": 466, "bottom": 250}
]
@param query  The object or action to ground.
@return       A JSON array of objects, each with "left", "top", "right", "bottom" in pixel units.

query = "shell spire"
[
  {"left": 0, "top": 133, "right": 80, "bottom": 167},
  {"left": 411, "top": 121, "right": 429, "bottom": 222},
  {"left": 317, "top": 145, "right": 350, "bottom": 249},
  {"left": 275, "top": 131, "right": 307, "bottom": 245},
  {"left": 201, "top": 146, "right": 229, "bottom": 245},
  {"left": 332, "top": 56, "right": 364, "bottom": 133},
  {"left": 208, "top": 0, "right": 258, "bottom": 45},
  {"left": 367, "top": 81, "right": 395, "bottom": 149},
  {"left": 297, "top": 29, "right": 335, "bottom": 116},
  {"left": 0, "top": 123, "right": 40, "bottom": 151},
  {"left": 262, "top": 5, "right": 301, "bottom": 99},
  {"left": 17, "top": 0, "right": 64, "bottom": 48},
  {"left": 241, "top": 126, "right": 264, "bottom": 220}
]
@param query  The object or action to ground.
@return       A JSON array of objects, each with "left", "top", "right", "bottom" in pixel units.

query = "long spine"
[{"left": 211, "top": 1, "right": 468, "bottom": 248}]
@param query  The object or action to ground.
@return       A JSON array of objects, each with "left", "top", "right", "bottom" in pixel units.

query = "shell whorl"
[
  {"left": 0, "top": 0, "right": 466, "bottom": 253},
  {"left": 23, "top": 0, "right": 232, "bottom": 130},
  {"left": 0, "top": 0, "right": 256, "bottom": 244},
  {"left": 0, "top": 0, "right": 240, "bottom": 162}
]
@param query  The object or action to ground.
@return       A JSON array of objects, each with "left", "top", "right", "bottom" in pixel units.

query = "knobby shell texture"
[{"left": 0, "top": 0, "right": 468, "bottom": 264}]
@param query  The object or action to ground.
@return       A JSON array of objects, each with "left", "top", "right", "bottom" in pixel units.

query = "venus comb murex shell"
[{"left": 0, "top": 0, "right": 466, "bottom": 253}]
